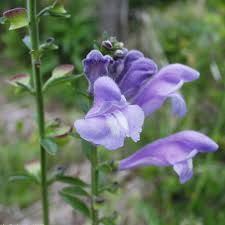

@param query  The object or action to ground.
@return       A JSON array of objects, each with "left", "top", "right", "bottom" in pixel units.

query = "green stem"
[
  {"left": 91, "top": 146, "right": 99, "bottom": 225},
  {"left": 27, "top": 1, "right": 49, "bottom": 225}
]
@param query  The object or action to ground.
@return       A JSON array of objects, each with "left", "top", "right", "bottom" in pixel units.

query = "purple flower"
[
  {"left": 119, "top": 131, "right": 218, "bottom": 183},
  {"left": 83, "top": 50, "right": 112, "bottom": 93},
  {"left": 76, "top": 48, "right": 218, "bottom": 183},
  {"left": 76, "top": 49, "right": 202, "bottom": 150},
  {"left": 131, "top": 64, "right": 199, "bottom": 117},
  {"left": 83, "top": 50, "right": 199, "bottom": 117},
  {"left": 74, "top": 76, "right": 144, "bottom": 150},
  {"left": 118, "top": 51, "right": 158, "bottom": 100}
]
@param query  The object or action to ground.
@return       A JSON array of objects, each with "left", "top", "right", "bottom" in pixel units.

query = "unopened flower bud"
[
  {"left": 95, "top": 196, "right": 105, "bottom": 204},
  {"left": 46, "top": 37, "right": 55, "bottom": 44},
  {"left": 114, "top": 41, "right": 124, "bottom": 49},
  {"left": 102, "top": 40, "right": 113, "bottom": 50},
  {"left": 113, "top": 49, "right": 125, "bottom": 59}
]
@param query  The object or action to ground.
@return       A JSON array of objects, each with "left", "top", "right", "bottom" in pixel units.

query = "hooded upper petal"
[
  {"left": 118, "top": 57, "right": 158, "bottom": 99},
  {"left": 116, "top": 50, "right": 144, "bottom": 83},
  {"left": 75, "top": 76, "right": 145, "bottom": 150},
  {"left": 83, "top": 50, "right": 112, "bottom": 93},
  {"left": 131, "top": 64, "right": 200, "bottom": 117},
  {"left": 119, "top": 131, "right": 218, "bottom": 183}
]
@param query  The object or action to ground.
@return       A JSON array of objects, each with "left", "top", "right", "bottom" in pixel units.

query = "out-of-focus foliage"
[
  {"left": 130, "top": 0, "right": 180, "bottom": 8},
  {"left": 41, "top": 0, "right": 98, "bottom": 73},
  {"left": 0, "top": 0, "right": 97, "bottom": 73}
]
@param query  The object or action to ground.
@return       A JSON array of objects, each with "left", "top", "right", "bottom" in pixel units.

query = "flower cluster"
[{"left": 75, "top": 46, "right": 218, "bottom": 183}]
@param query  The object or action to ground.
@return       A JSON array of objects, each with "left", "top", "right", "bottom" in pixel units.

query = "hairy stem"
[
  {"left": 27, "top": 1, "right": 49, "bottom": 224},
  {"left": 91, "top": 146, "right": 99, "bottom": 225}
]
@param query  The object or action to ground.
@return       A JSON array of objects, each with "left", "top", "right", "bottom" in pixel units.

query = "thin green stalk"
[
  {"left": 27, "top": 1, "right": 49, "bottom": 225},
  {"left": 91, "top": 146, "right": 99, "bottom": 225}
]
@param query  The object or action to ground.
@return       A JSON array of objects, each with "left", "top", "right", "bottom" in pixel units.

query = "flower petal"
[
  {"left": 83, "top": 50, "right": 112, "bottom": 93},
  {"left": 116, "top": 50, "right": 144, "bottom": 83},
  {"left": 75, "top": 76, "right": 145, "bottom": 150},
  {"left": 132, "top": 64, "right": 200, "bottom": 116},
  {"left": 108, "top": 59, "right": 124, "bottom": 80},
  {"left": 86, "top": 77, "right": 127, "bottom": 118},
  {"left": 121, "top": 105, "right": 145, "bottom": 142},
  {"left": 75, "top": 115, "right": 125, "bottom": 150},
  {"left": 119, "top": 131, "right": 218, "bottom": 183},
  {"left": 119, "top": 58, "right": 158, "bottom": 99},
  {"left": 173, "top": 159, "right": 193, "bottom": 184},
  {"left": 169, "top": 92, "right": 187, "bottom": 117}
]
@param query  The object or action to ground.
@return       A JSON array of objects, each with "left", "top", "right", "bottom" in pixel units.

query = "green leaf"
[
  {"left": 56, "top": 175, "right": 88, "bottom": 187},
  {"left": 61, "top": 186, "right": 90, "bottom": 197},
  {"left": 43, "top": 74, "right": 82, "bottom": 91},
  {"left": 47, "top": 166, "right": 66, "bottom": 186},
  {"left": 43, "top": 65, "right": 83, "bottom": 91},
  {"left": 16, "top": 82, "right": 34, "bottom": 94},
  {"left": 8, "top": 174, "right": 39, "bottom": 184},
  {"left": 98, "top": 163, "right": 113, "bottom": 174},
  {"left": 74, "top": 91, "right": 90, "bottom": 113},
  {"left": 9, "top": 175, "right": 32, "bottom": 182},
  {"left": 41, "top": 138, "right": 59, "bottom": 155},
  {"left": 60, "top": 191, "right": 90, "bottom": 217},
  {"left": 3, "top": 8, "right": 28, "bottom": 30}
]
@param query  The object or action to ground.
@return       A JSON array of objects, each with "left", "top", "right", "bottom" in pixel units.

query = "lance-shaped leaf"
[
  {"left": 41, "top": 138, "right": 59, "bottom": 155},
  {"left": 9, "top": 175, "right": 33, "bottom": 182},
  {"left": 43, "top": 64, "right": 82, "bottom": 91},
  {"left": 61, "top": 186, "right": 90, "bottom": 197},
  {"left": 55, "top": 175, "right": 88, "bottom": 187},
  {"left": 47, "top": 166, "right": 66, "bottom": 186},
  {"left": 3, "top": 8, "right": 28, "bottom": 30},
  {"left": 9, "top": 174, "right": 40, "bottom": 184},
  {"left": 60, "top": 191, "right": 90, "bottom": 217}
]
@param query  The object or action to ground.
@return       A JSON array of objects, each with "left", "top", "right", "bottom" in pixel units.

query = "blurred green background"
[{"left": 0, "top": 0, "right": 225, "bottom": 224}]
